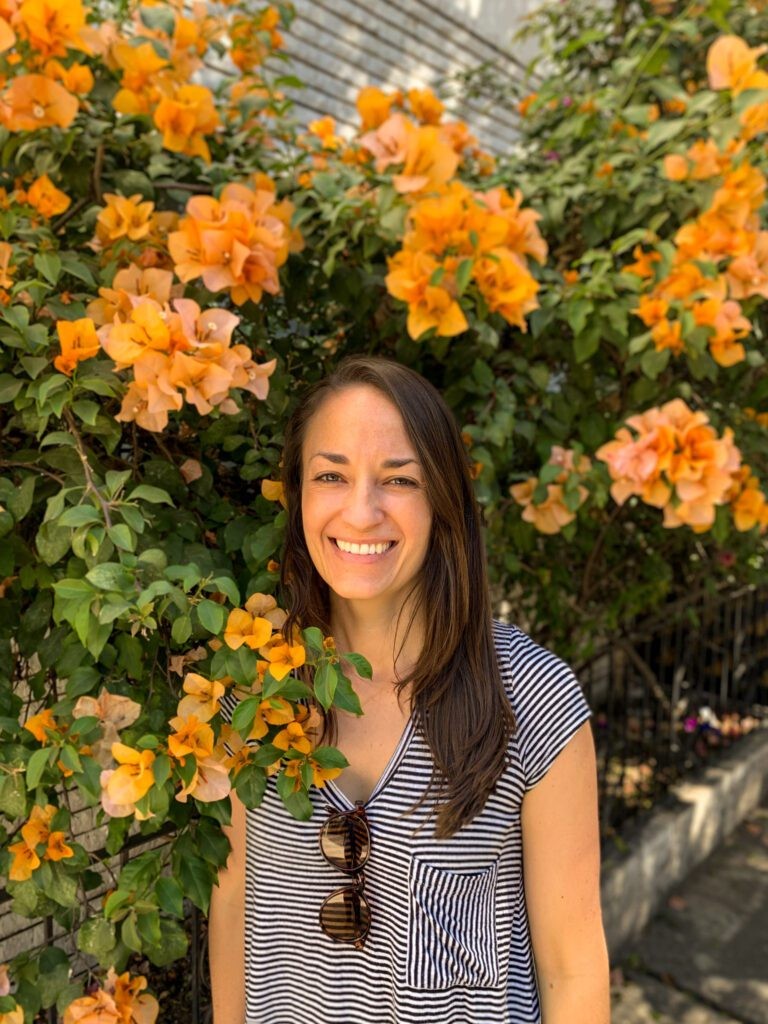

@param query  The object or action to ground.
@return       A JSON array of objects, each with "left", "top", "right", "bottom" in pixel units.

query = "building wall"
[{"left": 283, "top": 0, "right": 538, "bottom": 155}]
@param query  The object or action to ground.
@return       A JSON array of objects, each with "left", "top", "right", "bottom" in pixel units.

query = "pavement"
[{"left": 610, "top": 800, "right": 768, "bottom": 1024}]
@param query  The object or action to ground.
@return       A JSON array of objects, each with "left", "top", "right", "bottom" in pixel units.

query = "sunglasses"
[{"left": 318, "top": 801, "right": 372, "bottom": 950}]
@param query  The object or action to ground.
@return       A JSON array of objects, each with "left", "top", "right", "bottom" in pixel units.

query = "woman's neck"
[{"left": 329, "top": 597, "right": 424, "bottom": 684}]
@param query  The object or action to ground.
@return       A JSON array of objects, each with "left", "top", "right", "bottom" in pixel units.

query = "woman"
[{"left": 209, "top": 356, "right": 610, "bottom": 1024}]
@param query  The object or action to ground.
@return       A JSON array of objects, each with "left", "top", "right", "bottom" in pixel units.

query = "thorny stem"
[{"left": 64, "top": 408, "right": 114, "bottom": 529}]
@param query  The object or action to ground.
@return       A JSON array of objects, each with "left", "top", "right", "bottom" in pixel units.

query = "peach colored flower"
[
  {"left": 106, "top": 743, "right": 156, "bottom": 806},
  {"left": 356, "top": 85, "right": 399, "bottom": 130},
  {"left": 55, "top": 317, "right": 100, "bottom": 375},
  {"left": 175, "top": 754, "right": 231, "bottom": 803},
  {"left": 94, "top": 193, "right": 155, "bottom": 248},
  {"left": 153, "top": 84, "right": 220, "bottom": 163},
  {"left": 707, "top": 35, "right": 768, "bottom": 94},
  {"left": 177, "top": 673, "right": 228, "bottom": 723},
  {"left": 0, "top": 74, "right": 78, "bottom": 131},
  {"left": 258, "top": 632, "right": 306, "bottom": 682},
  {"left": 73, "top": 689, "right": 142, "bottom": 767},
  {"left": 23, "top": 707, "right": 59, "bottom": 743},
  {"left": 224, "top": 608, "right": 273, "bottom": 650},
  {"left": 26, "top": 172, "right": 70, "bottom": 216}
]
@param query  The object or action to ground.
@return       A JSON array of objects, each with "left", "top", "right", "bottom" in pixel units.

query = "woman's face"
[{"left": 301, "top": 385, "right": 433, "bottom": 611}]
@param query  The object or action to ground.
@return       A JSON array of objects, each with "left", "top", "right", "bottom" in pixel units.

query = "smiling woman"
[{"left": 209, "top": 356, "right": 610, "bottom": 1024}]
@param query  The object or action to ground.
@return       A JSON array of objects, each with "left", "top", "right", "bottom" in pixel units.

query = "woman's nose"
[{"left": 341, "top": 481, "right": 385, "bottom": 530}]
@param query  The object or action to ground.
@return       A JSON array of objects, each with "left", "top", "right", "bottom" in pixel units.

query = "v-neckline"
[{"left": 326, "top": 715, "right": 416, "bottom": 810}]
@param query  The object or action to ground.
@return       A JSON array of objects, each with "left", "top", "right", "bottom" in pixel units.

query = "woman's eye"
[
  {"left": 387, "top": 477, "right": 418, "bottom": 487},
  {"left": 315, "top": 472, "right": 343, "bottom": 483}
]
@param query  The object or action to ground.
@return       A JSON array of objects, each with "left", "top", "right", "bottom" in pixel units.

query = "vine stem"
[
  {"left": 579, "top": 501, "right": 626, "bottom": 604},
  {"left": 64, "top": 408, "right": 113, "bottom": 529}
]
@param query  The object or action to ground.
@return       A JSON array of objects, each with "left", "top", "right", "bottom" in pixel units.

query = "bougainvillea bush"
[{"left": 1, "top": 0, "right": 767, "bottom": 1017}]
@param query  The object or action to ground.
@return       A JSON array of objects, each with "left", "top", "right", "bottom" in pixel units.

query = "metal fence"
[{"left": 5, "top": 584, "right": 767, "bottom": 1022}]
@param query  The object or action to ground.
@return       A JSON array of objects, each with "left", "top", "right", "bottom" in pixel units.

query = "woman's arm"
[
  {"left": 521, "top": 721, "right": 610, "bottom": 1024},
  {"left": 209, "top": 791, "right": 246, "bottom": 1024}
]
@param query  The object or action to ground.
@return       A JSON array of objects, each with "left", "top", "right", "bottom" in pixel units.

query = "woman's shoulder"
[{"left": 491, "top": 618, "right": 581, "bottom": 700}]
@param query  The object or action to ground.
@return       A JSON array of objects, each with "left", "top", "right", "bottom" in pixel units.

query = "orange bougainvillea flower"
[
  {"left": 361, "top": 113, "right": 459, "bottom": 193},
  {"left": 597, "top": 399, "right": 742, "bottom": 532},
  {"left": 0, "top": 241, "right": 14, "bottom": 289},
  {"left": 15, "top": 0, "right": 90, "bottom": 58},
  {"left": 246, "top": 695, "right": 295, "bottom": 741},
  {"left": 106, "top": 743, "right": 156, "bottom": 806},
  {"left": 261, "top": 477, "right": 286, "bottom": 507},
  {"left": 54, "top": 317, "right": 100, "bottom": 375},
  {"left": 111, "top": 40, "right": 168, "bottom": 115},
  {"left": 177, "top": 674, "right": 228, "bottom": 723},
  {"left": 44, "top": 58, "right": 93, "bottom": 95},
  {"left": 650, "top": 318, "right": 684, "bottom": 355},
  {"left": 258, "top": 632, "right": 306, "bottom": 682},
  {"left": 510, "top": 446, "right": 591, "bottom": 535},
  {"left": 73, "top": 689, "right": 142, "bottom": 767},
  {"left": 153, "top": 84, "right": 220, "bottom": 163},
  {"left": 114, "top": 351, "right": 183, "bottom": 433},
  {"left": 625, "top": 246, "right": 661, "bottom": 279},
  {"left": 63, "top": 968, "right": 158, "bottom": 1024},
  {"left": 8, "top": 839, "right": 40, "bottom": 881},
  {"left": 168, "top": 182, "right": 289, "bottom": 306},
  {"left": 0, "top": 74, "right": 78, "bottom": 131},
  {"left": 727, "top": 231, "right": 768, "bottom": 299},
  {"left": 407, "top": 86, "right": 444, "bottom": 124},
  {"left": 272, "top": 720, "right": 312, "bottom": 755},
  {"left": 86, "top": 265, "right": 180, "bottom": 326},
  {"left": 729, "top": 466, "right": 768, "bottom": 533},
  {"left": 45, "top": 830, "right": 73, "bottom": 861},
  {"left": 94, "top": 193, "right": 155, "bottom": 248},
  {"left": 707, "top": 35, "right": 768, "bottom": 94},
  {"left": 307, "top": 115, "right": 342, "bottom": 149},
  {"left": 26, "top": 172, "right": 70, "bottom": 217},
  {"left": 175, "top": 754, "right": 231, "bottom": 803},
  {"left": 474, "top": 249, "right": 540, "bottom": 331},
  {"left": 224, "top": 608, "right": 273, "bottom": 650},
  {"left": 0, "top": 14, "right": 15, "bottom": 53},
  {"left": 23, "top": 707, "right": 58, "bottom": 743},
  {"left": 167, "top": 713, "right": 215, "bottom": 761},
  {"left": 356, "top": 85, "right": 400, "bottom": 130}
]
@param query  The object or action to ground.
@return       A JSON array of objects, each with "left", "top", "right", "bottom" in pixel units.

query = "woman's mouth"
[{"left": 332, "top": 538, "right": 396, "bottom": 556}]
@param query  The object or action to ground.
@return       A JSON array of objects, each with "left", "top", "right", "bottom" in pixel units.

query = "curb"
[{"left": 601, "top": 725, "right": 768, "bottom": 958}]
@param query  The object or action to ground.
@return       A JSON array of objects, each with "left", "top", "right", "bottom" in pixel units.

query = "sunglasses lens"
[
  {"left": 320, "top": 813, "right": 370, "bottom": 872},
  {"left": 319, "top": 888, "right": 371, "bottom": 944}
]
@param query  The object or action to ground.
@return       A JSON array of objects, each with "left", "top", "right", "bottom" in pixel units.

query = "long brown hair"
[{"left": 280, "top": 356, "right": 515, "bottom": 838}]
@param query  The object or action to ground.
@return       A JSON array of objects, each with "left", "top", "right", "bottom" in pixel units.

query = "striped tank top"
[{"left": 220, "top": 620, "right": 592, "bottom": 1024}]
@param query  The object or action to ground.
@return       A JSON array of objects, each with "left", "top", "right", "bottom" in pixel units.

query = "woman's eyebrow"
[{"left": 309, "top": 452, "right": 419, "bottom": 468}]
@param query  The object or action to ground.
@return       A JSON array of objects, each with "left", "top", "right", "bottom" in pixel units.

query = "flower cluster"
[
  {"left": 7, "top": 804, "right": 73, "bottom": 881},
  {"left": 596, "top": 398, "right": 743, "bottom": 532},
  {"left": 510, "top": 446, "right": 592, "bottom": 534},
  {"left": 62, "top": 967, "right": 158, "bottom": 1024},
  {"left": 168, "top": 180, "right": 299, "bottom": 306},
  {"left": 628, "top": 35, "right": 768, "bottom": 368},
  {"left": 0, "top": 0, "right": 93, "bottom": 133},
  {"left": 386, "top": 180, "right": 546, "bottom": 339}
]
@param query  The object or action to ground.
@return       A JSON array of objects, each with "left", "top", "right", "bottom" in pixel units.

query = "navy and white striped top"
[{"left": 221, "top": 620, "right": 592, "bottom": 1024}]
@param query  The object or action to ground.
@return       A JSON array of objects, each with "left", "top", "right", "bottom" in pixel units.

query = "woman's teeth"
[{"left": 335, "top": 539, "right": 393, "bottom": 555}]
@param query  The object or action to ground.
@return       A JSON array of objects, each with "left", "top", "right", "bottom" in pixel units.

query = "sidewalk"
[{"left": 610, "top": 799, "right": 768, "bottom": 1024}]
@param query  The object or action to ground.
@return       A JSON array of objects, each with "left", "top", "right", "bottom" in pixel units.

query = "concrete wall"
[{"left": 283, "top": 0, "right": 537, "bottom": 154}]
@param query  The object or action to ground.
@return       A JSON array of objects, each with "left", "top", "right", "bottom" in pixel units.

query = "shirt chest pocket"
[{"left": 405, "top": 855, "right": 500, "bottom": 990}]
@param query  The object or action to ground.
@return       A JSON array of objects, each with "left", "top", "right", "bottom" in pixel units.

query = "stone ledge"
[{"left": 601, "top": 724, "right": 768, "bottom": 957}]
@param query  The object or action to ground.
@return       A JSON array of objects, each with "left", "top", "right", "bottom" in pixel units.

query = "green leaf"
[
  {"left": 58, "top": 505, "right": 102, "bottom": 527},
  {"left": 34, "top": 252, "right": 62, "bottom": 286},
  {"left": 144, "top": 918, "right": 189, "bottom": 967},
  {"left": 72, "top": 399, "right": 99, "bottom": 425},
  {"left": 573, "top": 322, "right": 601, "bottom": 363},
  {"left": 301, "top": 626, "right": 324, "bottom": 654},
  {"left": 122, "top": 911, "right": 143, "bottom": 953},
  {"left": 175, "top": 852, "right": 214, "bottom": 913},
  {"left": 107, "top": 523, "right": 135, "bottom": 551},
  {"left": 276, "top": 771, "right": 313, "bottom": 820},
  {"left": 171, "top": 614, "right": 192, "bottom": 644},
  {"left": 127, "top": 484, "right": 174, "bottom": 505},
  {"left": 332, "top": 671, "right": 363, "bottom": 715},
  {"left": 86, "top": 562, "right": 134, "bottom": 591},
  {"left": 46, "top": 862, "right": 78, "bottom": 907},
  {"left": 0, "top": 772, "right": 26, "bottom": 818},
  {"left": 234, "top": 764, "right": 267, "bottom": 807},
  {"left": 77, "top": 917, "right": 117, "bottom": 963},
  {"left": 565, "top": 299, "right": 592, "bottom": 335},
  {"left": 314, "top": 661, "right": 338, "bottom": 710},
  {"left": 311, "top": 745, "right": 349, "bottom": 769},
  {"left": 37, "top": 947, "right": 69, "bottom": 1008},
  {"left": 197, "top": 599, "right": 225, "bottom": 635},
  {"left": 231, "top": 695, "right": 259, "bottom": 734},
  {"left": 36, "top": 521, "right": 71, "bottom": 565},
  {"left": 342, "top": 651, "right": 372, "bottom": 679},
  {"left": 455, "top": 258, "right": 474, "bottom": 296},
  {"left": 152, "top": 753, "right": 171, "bottom": 787},
  {"left": 6, "top": 475, "right": 35, "bottom": 521},
  {"left": 26, "top": 746, "right": 53, "bottom": 789},
  {"left": 155, "top": 876, "right": 184, "bottom": 918}
]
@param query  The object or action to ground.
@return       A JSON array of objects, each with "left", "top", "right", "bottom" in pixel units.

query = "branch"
[
  {"left": 63, "top": 409, "right": 113, "bottom": 528},
  {"left": 0, "top": 459, "right": 64, "bottom": 484}
]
